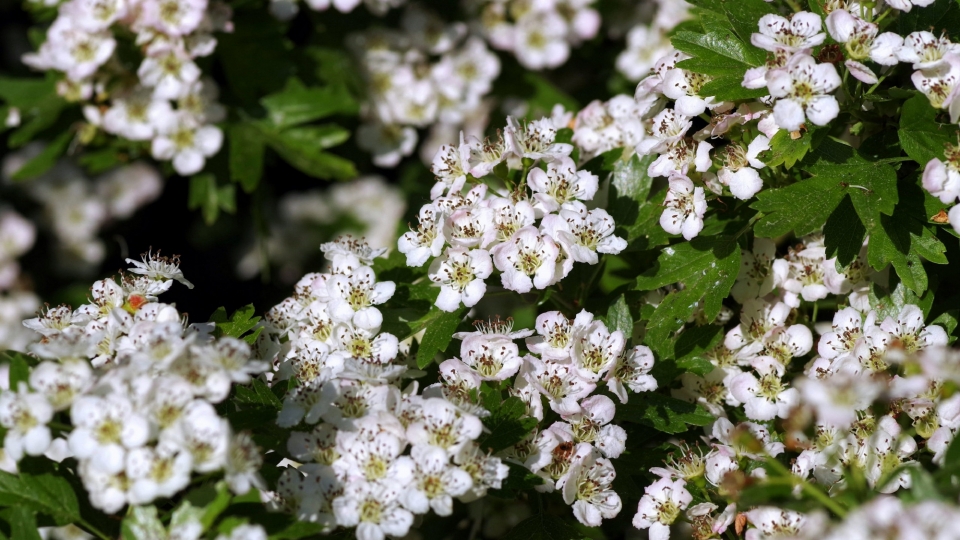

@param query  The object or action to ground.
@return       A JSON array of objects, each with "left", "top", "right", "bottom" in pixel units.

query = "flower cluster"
[
  {"left": 22, "top": 0, "right": 231, "bottom": 175},
  {"left": 267, "top": 0, "right": 405, "bottom": 20},
  {"left": 615, "top": 0, "right": 689, "bottom": 82},
  {"left": 351, "top": 5, "right": 501, "bottom": 168},
  {"left": 236, "top": 176, "right": 405, "bottom": 283},
  {"left": 0, "top": 252, "right": 268, "bottom": 512},
  {"left": 3, "top": 149, "right": 163, "bottom": 272},
  {"left": 0, "top": 208, "right": 40, "bottom": 352},
  {"left": 400, "top": 116, "right": 626, "bottom": 311},
  {"left": 632, "top": 235, "right": 951, "bottom": 539},
  {"left": 471, "top": 0, "right": 600, "bottom": 70},
  {"left": 257, "top": 238, "right": 507, "bottom": 539}
]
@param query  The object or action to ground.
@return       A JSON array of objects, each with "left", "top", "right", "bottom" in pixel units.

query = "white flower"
[
  {"left": 138, "top": 47, "right": 201, "bottom": 100},
  {"left": 751, "top": 12, "right": 826, "bottom": 53},
  {"left": 151, "top": 112, "right": 222, "bottom": 176},
  {"left": 23, "top": 18, "right": 116, "bottom": 81},
  {"left": 428, "top": 247, "right": 492, "bottom": 312},
  {"left": 717, "top": 135, "right": 769, "bottom": 200},
  {"left": 430, "top": 139, "right": 470, "bottom": 199},
  {"left": 571, "top": 319, "right": 625, "bottom": 382},
  {"left": 332, "top": 429, "right": 413, "bottom": 484},
  {"left": 562, "top": 449, "right": 621, "bottom": 526},
  {"left": 632, "top": 478, "right": 692, "bottom": 540},
  {"left": 744, "top": 507, "right": 806, "bottom": 540},
  {"left": 216, "top": 524, "right": 267, "bottom": 540},
  {"left": 126, "top": 250, "right": 194, "bottom": 289},
  {"left": 911, "top": 54, "right": 960, "bottom": 115},
  {"left": 606, "top": 345, "right": 658, "bottom": 403},
  {"left": 356, "top": 122, "right": 417, "bottom": 168},
  {"left": 399, "top": 204, "right": 446, "bottom": 267},
  {"left": 492, "top": 225, "right": 561, "bottom": 293},
  {"left": 727, "top": 356, "right": 798, "bottom": 420},
  {"left": 332, "top": 480, "right": 413, "bottom": 540},
  {"left": 523, "top": 356, "right": 596, "bottom": 416},
  {"left": 125, "top": 442, "right": 193, "bottom": 505},
  {"left": 562, "top": 394, "right": 627, "bottom": 458},
  {"left": 138, "top": 0, "right": 207, "bottom": 36},
  {"left": 69, "top": 394, "right": 150, "bottom": 474},
  {"left": 879, "top": 304, "right": 948, "bottom": 354},
  {"left": 526, "top": 310, "right": 591, "bottom": 361},
  {"left": 443, "top": 206, "right": 496, "bottom": 249},
  {"left": 898, "top": 31, "right": 960, "bottom": 69},
  {"left": 731, "top": 238, "right": 776, "bottom": 303},
  {"left": 885, "top": 0, "right": 936, "bottom": 12},
  {"left": 767, "top": 54, "right": 841, "bottom": 131},
  {"left": 661, "top": 65, "right": 722, "bottom": 117},
  {"left": 659, "top": 174, "right": 706, "bottom": 240},
  {"left": 541, "top": 202, "right": 626, "bottom": 265},
  {"left": 504, "top": 117, "right": 572, "bottom": 162},
  {"left": 923, "top": 145, "right": 960, "bottom": 204},
  {"left": 617, "top": 25, "right": 673, "bottom": 82},
  {"left": 326, "top": 266, "right": 395, "bottom": 329},
  {"left": 458, "top": 334, "right": 523, "bottom": 381},
  {"left": 513, "top": 11, "right": 570, "bottom": 70},
  {"left": 406, "top": 398, "right": 482, "bottom": 455},
  {"left": 527, "top": 156, "right": 599, "bottom": 214},
  {"left": 402, "top": 445, "right": 472, "bottom": 516},
  {"left": 0, "top": 384, "right": 53, "bottom": 462},
  {"left": 453, "top": 443, "right": 509, "bottom": 500}
]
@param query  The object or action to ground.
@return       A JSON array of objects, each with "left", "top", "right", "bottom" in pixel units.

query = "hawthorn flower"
[
  {"left": 453, "top": 443, "right": 509, "bottom": 500},
  {"left": 125, "top": 442, "right": 193, "bottom": 505},
  {"left": 659, "top": 174, "right": 706, "bottom": 240},
  {"left": 332, "top": 430, "right": 412, "bottom": 484},
  {"left": 885, "top": 0, "right": 936, "bottom": 12},
  {"left": 150, "top": 112, "right": 223, "bottom": 176},
  {"left": 332, "top": 480, "right": 414, "bottom": 540},
  {"left": 505, "top": 117, "right": 572, "bottom": 162},
  {"left": 606, "top": 345, "right": 658, "bottom": 403},
  {"left": 560, "top": 395, "right": 627, "bottom": 458},
  {"left": 68, "top": 394, "right": 151, "bottom": 475},
  {"left": 526, "top": 310, "right": 586, "bottom": 360},
  {"left": 632, "top": 478, "right": 692, "bottom": 540},
  {"left": 899, "top": 32, "right": 960, "bottom": 69},
  {"left": 326, "top": 266, "right": 395, "bottom": 329},
  {"left": 923, "top": 143, "right": 960, "bottom": 204},
  {"left": 402, "top": 445, "right": 472, "bottom": 516},
  {"left": 459, "top": 335, "right": 523, "bottom": 381},
  {"left": 717, "top": 135, "right": 769, "bottom": 200},
  {"left": 661, "top": 64, "right": 722, "bottom": 117},
  {"left": 0, "top": 384, "right": 54, "bottom": 462},
  {"left": 406, "top": 398, "right": 482, "bottom": 455},
  {"left": 727, "top": 357, "right": 799, "bottom": 420},
  {"left": 22, "top": 18, "right": 116, "bottom": 81},
  {"left": 526, "top": 157, "right": 599, "bottom": 214},
  {"left": 430, "top": 139, "right": 470, "bottom": 199},
  {"left": 744, "top": 507, "right": 807, "bottom": 540},
  {"left": 879, "top": 304, "right": 948, "bottom": 355},
  {"left": 767, "top": 54, "right": 841, "bottom": 131},
  {"left": 492, "top": 226, "right": 561, "bottom": 293},
  {"left": 428, "top": 247, "right": 492, "bottom": 311},
  {"left": 825, "top": 10, "right": 902, "bottom": 68},
  {"left": 562, "top": 449, "right": 621, "bottom": 527},
  {"left": 523, "top": 356, "right": 596, "bottom": 415},
  {"left": 398, "top": 204, "right": 446, "bottom": 266},
  {"left": 513, "top": 11, "right": 570, "bottom": 70},
  {"left": 751, "top": 12, "right": 825, "bottom": 53},
  {"left": 138, "top": 47, "right": 201, "bottom": 100},
  {"left": 731, "top": 238, "right": 776, "bottom": 303},
  {"left": 910, "top": 54, "right": 960, "bottom": 115},
  {"left": 541, "top": 202, "right": 626, "bottom": 265},
  {"left": 571, "top": 320, "right": 625, "bottom": 382}
]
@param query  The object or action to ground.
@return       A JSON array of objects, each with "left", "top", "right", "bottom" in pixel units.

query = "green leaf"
[
  {"left": 805, "top": 141, "right": 898, "bottom": 232},
  {"left": 477, "top": 397, "right": 539, "bottom": 453},
  {"left": 605, "top": 294, "right": 634, "bottom": 340},
  {"left": 763, "top": 127, "right": 819, "bottom": 169},
  {"left": 216, "top": 13, "right": 292, "bottom": 105},
  {"left": 489, "top": 462, "right": 544, "bottom": 499},
  {"left": 1, "top": 507, "right": 41, "bottom": 540},
  {"left": 720, "top": 0, "right": 777, "bottom": 45},
  {"left": 636, "top": 236, "right": 740, "bottom": 356},
  {"left": 235, "top": 378, "right": 283, "bottom": 411},
  {"left": 189, "top": 174, "right": 236, "bottom": 225},
  {"left": 521, "top": 73, "right": 579, "bottom": 114},
  {"left": 212, "top": 304, "right": 262, "bottom": 342},
  {"left": 614, "top": 393, "right": 714, "bottom": 433},
  {"left": 262, "top": 125, "right": 356, "bottom": 180},
  {"left": 1, "top": 351, "right": 35, "bottom": 389},
  {"left": 9, "top": 130, "right": 72, "bottom": 182},
  {"left": 866, "top": 182, "right": 947, "bottom": 295},
  {"left": 0, "top": 466, "right": 81, "bottom": 526},
  {"left": 898, "top": 93, "right": 958, "bottom": 166},
  {"left": 415, "top": 308, "right": 466, "bottom": 369},
  {"left": 868, "top": 280, "right": 934, "bottom": 322},
  {"left": 0, "top": 76, "right": 65, "bottom": 147},
  {"left": 503, "top": 513, "right": 586, "bottom": 540},
  {"left": 673, "top": 31, "right": 764, "bottom": 74},
  {"left": 184, "top": 481, "right": 232, "bottom": 530},
  {"left": 260, "top": 79, "right": 357, "bottom": 129},
  {"left": 823, "top": 195, "right": 867, "bottom": 267},
  {"left": 229, "top": 123, "right": 265, "bottom": 193},
  {"left": 898, "top": 0, "right": 960, "bottom": 41}
]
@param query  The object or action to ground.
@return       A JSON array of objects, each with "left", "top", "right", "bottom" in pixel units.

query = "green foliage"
[
  {"left": 209, "top": 304, "right": 263, "bottom": 344},
  {"left": 189, "top": 174, "right": 237, "bottom": 225},
  {"left": 0, "top": 462, "right": 82, "bottom": 528},
  {"left": 503, "top": 511, "right": 587, "bottom": 540},
  {"left": 614, "top": 393, "right": 714, "bottom": 434},
  {"left": 898, "top": 93, "right": 959, "bottom": 166},
  {"left": 0, "top": 76, "right": 66, "bottom": 148},
  {"left": 477, "top": 397, "right": 539, "bottom": 453},
  {"left": 415, "top": 308, "right": 467, "bottom": 369},
  {"left": 636, "top": 236, "right": 740, "bottom": 357}
]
